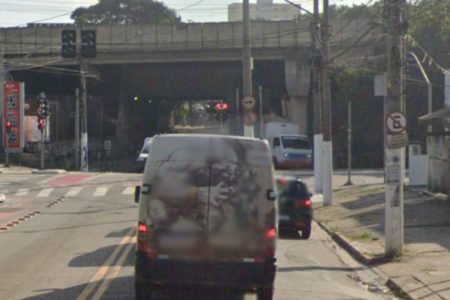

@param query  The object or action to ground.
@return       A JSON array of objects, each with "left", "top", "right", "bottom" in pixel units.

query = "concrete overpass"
[{"left": 1, "top": 19, "right": 375, "bottom": 163}]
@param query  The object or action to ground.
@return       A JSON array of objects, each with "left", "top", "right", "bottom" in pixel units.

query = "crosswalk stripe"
[
  {"left": 37, "top": 188, "right": 54, "bottom": 198},
  {"left": 66, "top": 187, "right": 83, "bottom": 197},
  {"left": 122, "top": 187, "right": 135, "bottom": 195},
  {"left": 15, "top": 188, "right": 29, "bottom": 196},
  {"left": 94, "top": 187, "right": 108, "bottom": 197}
]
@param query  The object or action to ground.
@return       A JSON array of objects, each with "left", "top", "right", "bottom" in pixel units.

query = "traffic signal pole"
[
  {"left": 78, "top": 25, "right": 89, "bottom": 172},
  {"left": 74, "top": 88, "right": 80, "bottom": 170},
  {"left": 80, "top": 61, "right": 89, "bottom": 172},
  {"left": 0, "top": 48, "right": 9, "bottom": 168}
]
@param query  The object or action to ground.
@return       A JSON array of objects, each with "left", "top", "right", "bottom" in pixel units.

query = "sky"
[{"left": 0, "top": 0, "right": 368, "bottom": 27}]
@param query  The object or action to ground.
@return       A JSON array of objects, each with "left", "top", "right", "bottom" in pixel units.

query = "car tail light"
[
  {"left": 296, "top": 199, "right": 312, "bottom": 208},
  {"left": 277, "top": 177, "right": 289, "bottom": 185}
]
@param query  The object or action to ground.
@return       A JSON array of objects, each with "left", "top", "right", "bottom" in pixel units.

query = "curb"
[
  {"left": 315, "top": 219, "right": 391, "bottom": 266},
  {"left": 316, "top": 219, "right": 419, "bottom": 300},
  {"left": 386, "top": 279, "right": 414, "bottom": 300},
  {"left": 32, "top": 169, "right": 66, "bottom": 175}
]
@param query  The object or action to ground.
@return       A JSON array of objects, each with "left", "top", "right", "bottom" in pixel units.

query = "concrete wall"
[
  {"left": 427, "top": 135, "right": 450, "bottom": 193},
  {"left": 409, "top": 144, "right": 428, "bottom": 186}
]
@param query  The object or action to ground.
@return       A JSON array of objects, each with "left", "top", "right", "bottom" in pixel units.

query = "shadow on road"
[
  {"left": 69, "top": 243, "right": 135, "bottom": 267},
  {"left": 22, "top": 276, "right": 247, "bottom": 300}
]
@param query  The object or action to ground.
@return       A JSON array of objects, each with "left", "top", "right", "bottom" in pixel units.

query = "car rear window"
[
  {"left": 286, "top": 181, "right": 310, "bottom": 199},
  {"left": 281, "top": 136, "right": 310, "bottom": 150}
]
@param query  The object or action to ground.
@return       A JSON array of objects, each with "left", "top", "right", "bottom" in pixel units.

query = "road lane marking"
[
  {"left": 37, "top": 188, "right": 54, "bottom": 198},
  {"left": 76, "top": 227, "right": 135, "bottom": 300},
  {"left": 66, "top": 187, "right": 83, "bottom": 197},
  {"left": 15, "top": 189, "right": 29, "bottom": 196},
  {"left": 93, "top": 187, "right": 108, "bottom": 197},
  {"left": 121, "top": 187, "right": 134, "bottom": 195},
  {"left": 92, "top": 238, "right": 136, "bottom": 300}
]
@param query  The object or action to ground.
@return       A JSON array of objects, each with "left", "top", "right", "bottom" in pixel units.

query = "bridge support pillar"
[{"left": 284, "top": 56, "right": 310, "bottom": 134}]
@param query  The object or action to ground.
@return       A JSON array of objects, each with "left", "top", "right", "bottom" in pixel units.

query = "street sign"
[
  {"left": 386, "top": 112, "right": 407, "bottom": 134},
  {"left": 242, "top": 96, "right": 256, "bottom": 109},
  {"left": 243, "top": 112, "right": 257, "bottom": 126},
  {"left": 3, "top": 82, "right": 25, "bottom": 152},
  {"left": 388, "top": 133, "right": 408, "bottom": 149}
]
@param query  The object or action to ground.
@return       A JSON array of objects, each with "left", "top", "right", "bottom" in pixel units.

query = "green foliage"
[{"left": 71, "top": 0, "right": 180, "bottom": 25}]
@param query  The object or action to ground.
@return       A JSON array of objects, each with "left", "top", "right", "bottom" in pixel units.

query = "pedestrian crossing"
[{"left": 9, "top": 185, "right": 138, "bottom": 199}]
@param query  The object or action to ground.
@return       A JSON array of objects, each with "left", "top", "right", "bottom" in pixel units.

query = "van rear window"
[{"left": 281, "top": 136, "right": 310, "bottom": 150}]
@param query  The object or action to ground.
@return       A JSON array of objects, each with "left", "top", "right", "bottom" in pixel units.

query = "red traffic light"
[
  {"left": 5, "top": 120, "right": 12, "bottom": 129},
  {"left": 38, "top": 118, "right": 45, "bottom": 126},
  {"left": 215, "top": 103, "right": 229, "bottom": 111}
]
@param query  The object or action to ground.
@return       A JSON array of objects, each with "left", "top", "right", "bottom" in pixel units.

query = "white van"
[
  {"left": 265, "top": 122, "right": 312, "bottom": 169},
  {"left": 134, "top": 134, "right": 277, "bottom": 300}
]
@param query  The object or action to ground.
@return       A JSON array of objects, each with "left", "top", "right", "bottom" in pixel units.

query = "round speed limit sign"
[{"left": 386, "top": 112, "right": 407, "bottom": 134}]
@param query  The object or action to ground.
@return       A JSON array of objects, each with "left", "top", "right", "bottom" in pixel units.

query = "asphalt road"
[{"left": 0, "top": 172, "right": 394, "bottom": 300}]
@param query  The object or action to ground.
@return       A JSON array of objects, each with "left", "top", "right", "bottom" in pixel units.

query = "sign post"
[{"left": 3, "top": 82, "right": 25, "bottom": 166}]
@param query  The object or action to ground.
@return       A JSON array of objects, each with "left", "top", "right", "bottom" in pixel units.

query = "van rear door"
[{"left": 206, "top": 136, "right": 276, "bottom": 262}]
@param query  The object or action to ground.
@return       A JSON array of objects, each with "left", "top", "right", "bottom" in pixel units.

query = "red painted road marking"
[{"left": 46, "top": 174, "right": 93, "bottom": 187}]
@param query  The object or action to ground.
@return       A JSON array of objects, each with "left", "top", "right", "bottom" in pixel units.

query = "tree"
[{"left": 71, "top": 0, "right": 180, "bottom": 25}]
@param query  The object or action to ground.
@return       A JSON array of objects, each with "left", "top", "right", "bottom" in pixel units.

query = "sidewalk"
[{"left": 314, "top": 184, "right": 450, "bottom": 300}]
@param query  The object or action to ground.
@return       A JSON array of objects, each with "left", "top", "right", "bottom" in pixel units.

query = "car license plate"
[{"left": 279, "top": 215, "right": 290, "bottom": 221}]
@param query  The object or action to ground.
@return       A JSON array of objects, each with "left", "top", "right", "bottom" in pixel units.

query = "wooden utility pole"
[
  {"left": 384, "top": 0, "right": 407, "bottom": 257},
  {"left": 322, "top": 0, "right": 333, "bottom": 205},
  {"left": 312, "top": 0, "right": 323, "bottom": 193},
  {"left": 243, "top": 0, "right": 255, "bottom": 137}
]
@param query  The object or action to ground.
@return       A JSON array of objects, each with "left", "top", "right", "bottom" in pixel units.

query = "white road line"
[
  {"left": 93, "top": 187, "right": 108, "bottom": 197},
  {"left": 37, "top": 188, "right": 54, "bottom": 198},
  {"left": 66, "top": 187, "right": 83, "bottom": 197},
  {"left": 15, "top": 189, "right": 29, "bottom": 197},
  {"left": 121, "top": 187, "right": 134, "bottom": 195}
]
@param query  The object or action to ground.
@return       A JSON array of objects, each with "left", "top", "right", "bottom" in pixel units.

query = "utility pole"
[
  {"left": 74, "top": 88, "right": 80, "bottom": 170},
  {"left": 312, "top": 0, "right": 323, "bottom": 193},
  {"left": 259, "top": 86, "right": 264, "bottom": 138},
  {"left": 384, "top": 0, "right": 407, "bottom": 257},
  {"left": 243, "top": 0, "right": 255, "bottom": 138},
  {"left": 345, "top": 101, "right": 353, "bottom": 186},
  {"left": 322, "top": 0, "right": 333, "bottom": 205}
]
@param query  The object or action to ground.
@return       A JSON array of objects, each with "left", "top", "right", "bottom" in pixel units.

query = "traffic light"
[
  {"left": 41, "top": 99, "right": 50, "bottom": 118},
  {"left": 5, "top": 120, "right": 12, "bottom": 131},
  {"left": 81, "top": 30, "right": 96, "bottom": 58},
  {"left": 215, "top": 102, "right": 229, "bottom": 122},
  {"left": 61, "top": 30, "right": 77, "bottom": 58},
  {"left": 37, "top": 118, "right": 45, "bottom": 131}
]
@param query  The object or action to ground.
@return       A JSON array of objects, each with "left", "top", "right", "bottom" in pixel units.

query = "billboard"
[{"left": 3, "top": 82, "right": 25, "bottom": 152}]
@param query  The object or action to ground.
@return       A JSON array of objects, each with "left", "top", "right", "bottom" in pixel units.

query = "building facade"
[{"left": 228, "top": 0, "right": 299, "bottom": 22}]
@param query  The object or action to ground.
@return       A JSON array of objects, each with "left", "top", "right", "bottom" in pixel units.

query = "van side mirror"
[
  {"left": 135, "top": 186, "right": 141, "bottom": 203},
  {"left": 267, "top": 189, "right": 276, "bottom": 201}
]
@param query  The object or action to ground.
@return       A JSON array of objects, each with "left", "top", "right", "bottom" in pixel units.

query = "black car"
[{"left": 276, "top": 177, "right": 312, "bottom": 239}]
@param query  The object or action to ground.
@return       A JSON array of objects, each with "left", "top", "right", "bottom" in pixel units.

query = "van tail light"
[
  {"left": 296, "top": 199, "right": 312, "bottom": 208},
  {"left": 266, "top": 227, "right": 277, "bottom": 239},
  {"left": 258, "top": 227, "right": 277, "bottom": 261},
  {"left": 137, "top": 222, "right": 150, "bottom": 253}
]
